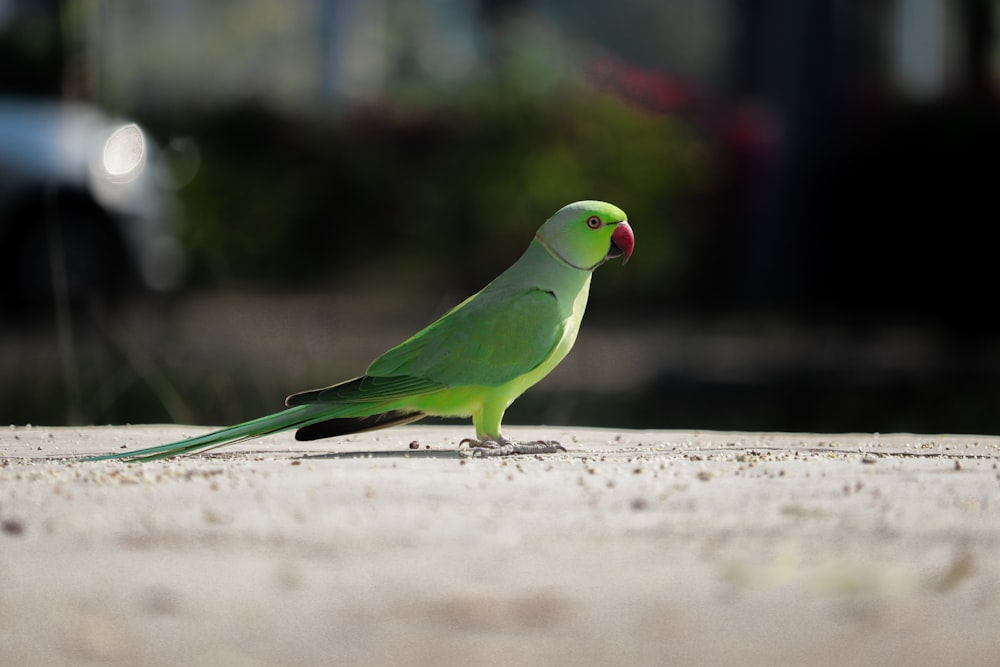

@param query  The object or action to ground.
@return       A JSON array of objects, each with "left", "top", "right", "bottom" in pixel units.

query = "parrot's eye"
[{"left": 586, "top": 215, "right": 602, "bottom": 229}]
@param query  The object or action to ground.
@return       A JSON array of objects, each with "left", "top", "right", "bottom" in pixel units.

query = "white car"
[{"left": 0, "top": 98, "right": 184, "bottom": 313}]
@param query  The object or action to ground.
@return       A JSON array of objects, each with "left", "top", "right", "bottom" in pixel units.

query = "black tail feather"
[{"left": 294, "top": 410, "right": 426, "bottom": 441}]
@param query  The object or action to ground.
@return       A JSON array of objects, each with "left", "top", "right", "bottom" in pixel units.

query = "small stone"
[{"left": 2, "top": 519, "right": 25, "bottom": 535}]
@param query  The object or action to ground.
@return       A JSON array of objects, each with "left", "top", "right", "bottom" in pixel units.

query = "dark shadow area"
[{"left": 3, "top": 1, "right": 1000, "bottom": 435}]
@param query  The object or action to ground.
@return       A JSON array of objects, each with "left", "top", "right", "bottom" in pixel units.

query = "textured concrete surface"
[{"left": 2, "top": 424, "right": 999, "bottom": 666}]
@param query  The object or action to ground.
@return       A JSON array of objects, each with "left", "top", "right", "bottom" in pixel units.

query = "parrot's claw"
[{"left": 459, "top": 437, "right": 566, "bottom": 457}]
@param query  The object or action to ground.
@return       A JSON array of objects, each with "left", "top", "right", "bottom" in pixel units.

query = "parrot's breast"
[{"left": 499, "top": 274, "right": 591, "bottom": 402}]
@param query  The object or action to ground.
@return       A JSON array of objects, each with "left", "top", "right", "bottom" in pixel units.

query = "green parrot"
[{"left": 86, "top": 200, "right": 634, "bottom": 462}]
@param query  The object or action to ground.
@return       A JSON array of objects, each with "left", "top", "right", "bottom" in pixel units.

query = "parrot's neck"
[{"left": 505, "top": 239, "right": 593, "bottom": 302}]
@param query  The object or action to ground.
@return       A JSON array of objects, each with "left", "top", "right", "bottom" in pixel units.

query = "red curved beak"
[{"left": 609, "top": 221, "right": 634, "bottom": 265}]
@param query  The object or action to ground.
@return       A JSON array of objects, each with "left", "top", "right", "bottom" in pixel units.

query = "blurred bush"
[{"left": 159, "top": 93, "right": 711, "bottom": 300}]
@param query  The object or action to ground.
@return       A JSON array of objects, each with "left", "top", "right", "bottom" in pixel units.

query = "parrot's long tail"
[{"left": 83, "top": 405, "right": 325, "bottom": 462}]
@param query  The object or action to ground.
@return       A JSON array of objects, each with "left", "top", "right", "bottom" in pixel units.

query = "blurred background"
[{"left": 2, "top": 0, "right": 999, "bottom": 435}]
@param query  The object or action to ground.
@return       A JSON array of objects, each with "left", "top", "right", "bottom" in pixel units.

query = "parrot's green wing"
[
  {"left": 288, "top": 285, "right": 566, "bottom": 407},
  {"left": 284, "top": 285, "right": 567, "bottom": 443},
  {"left": 285, "top": 374, "right": 445, "bottom": 406},
  {"left": 366, "top": 285, "right": 566, "bottom": 387}
]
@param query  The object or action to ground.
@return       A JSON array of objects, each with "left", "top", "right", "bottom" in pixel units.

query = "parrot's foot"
[{"left": 459, "top": 436, "right": 566, "bottom": 457}]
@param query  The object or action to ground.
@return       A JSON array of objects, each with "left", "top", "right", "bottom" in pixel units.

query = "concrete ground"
[{"left": 2, "top": 424, "right": 999, "bottom": 666}]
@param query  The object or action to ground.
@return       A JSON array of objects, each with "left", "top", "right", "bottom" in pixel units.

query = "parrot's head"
[{"left": 535, "top": 200, "right": 634, "bottom": 271}]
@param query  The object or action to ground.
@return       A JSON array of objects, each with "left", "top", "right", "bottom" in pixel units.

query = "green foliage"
[{"left": 172, "top": 93, "right": 711, "bottom": 298}]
